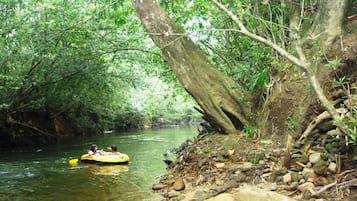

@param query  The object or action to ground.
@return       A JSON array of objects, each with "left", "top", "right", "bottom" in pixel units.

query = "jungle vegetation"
[{"left": 1, "top": 0, "right": 356, "bottom": 147}]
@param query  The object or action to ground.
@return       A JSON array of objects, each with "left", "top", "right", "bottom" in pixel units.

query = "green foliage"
[
  {"left": 345, "top": 115, "right": 357, "bottom": 144},
  {"left": 325, "top": 58, "right": 341, "bottom": 69},
  {"left": 243, "top": 124, "right": 256, "bottom": 138},
  {"left": 334, "top": 76, "right": 348, "bottom": 89},
  {"left": 0, "top": 0, "right": 197, "bottom": 140},
  {"left": 159, "top": 0, "right": 285, "bottom": 94},
  {"left": 287, "top": 115, "right": 298, "bottom": 131}
]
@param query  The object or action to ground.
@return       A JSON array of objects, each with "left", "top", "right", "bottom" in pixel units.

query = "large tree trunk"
[{"left": 132, "top": 0, "right": 252, "bottom": 134}]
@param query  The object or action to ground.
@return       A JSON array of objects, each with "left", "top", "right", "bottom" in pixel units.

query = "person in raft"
[
  {"left": 107, "top": 145, "right": 120, "bottom": 154},
  {"left": 88, "top": 144, "right": 103, "bottom": 155}
]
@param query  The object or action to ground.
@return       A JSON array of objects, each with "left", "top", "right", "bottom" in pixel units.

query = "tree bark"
[
  {"left": 213, "top": 0, "right": 350, "bottom": 135},
  {"left": 309, "top": 0, "right": 348, "bottom": 49},
  {"left": 132, "top": 0, "right": 252, "bottom": 134}
]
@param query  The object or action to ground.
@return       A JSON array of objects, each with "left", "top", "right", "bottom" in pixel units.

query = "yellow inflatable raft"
[{"left": 80, "top": 153, "right": 130, "bottom": 164}]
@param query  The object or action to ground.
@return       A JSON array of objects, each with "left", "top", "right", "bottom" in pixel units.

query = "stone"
[
  {"left": 228, "top": 149, "right": 235, "bottom": 156},
  {"left": 192, "top": 187, "right": 223, "bottom": 201},
  {"left": 321, "top": 153, "right": 330, "bottom": 161},
  {"left": 313, "top": 160, "right": 328, "bottom": 175},
  {"left": 240, "top": 162, "right": 253, "bottom": 171},
  {"left": 152, "top": 183, "right": 166, "bottom": 190},
  {"left": 327, "top": 128, "right": 343, "bottom": 136},
  {"left": 233, "top": 171, "right": 247, "bottom": 182},
  {"left": 300, "top": 153, "right": 310, "bottom": 164},
  {"left": 215, "top": 162, "right": 225, "bottom": 169},
  {"left": 167, "top": 190, "right": 180, "bottom": 198},
  {"left": 328, "top": 162, "right": 337, "bottom": 173},
  {"left": 336, "top": 107, "right": 348, "bottom": 114},
  {"left": 283, "top": 173, "right": 292, "bottom": 184},
  {"left": 305, "top": 162, "right": 312, "bottom": 168},
  {"left": 291, "top": 172, "right": 303, "bottom": 183},
  {"left": 297, "top": 182, "right": 315, "bottom": 193},
  {"left": 205, "top": 193, "right": 235, "bottom": 201},
  {"left": 309, "top": 153, "right": 321, "bottom": 164},
  {"left": 318, "top": 121, "right": 336, "bottom": 132},
  {"left": 231, "top": 185, "right": 296, "bottom": 201},
  {"left": 173, "top": 177, "right": 185, "bottom": 191},
  {"left": 247, "top": 150, "right": 266, "bottom": 164},
  {"left": 302, "top": 167, "right": 317, "bottom": 179},
  {"left": 315, "top": 177, "right": 330, "bottom": 186}
]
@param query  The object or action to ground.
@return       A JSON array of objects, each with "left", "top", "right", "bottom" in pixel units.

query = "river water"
[{"left": 0, "top": 127, "right": 197, "bottom": 201}]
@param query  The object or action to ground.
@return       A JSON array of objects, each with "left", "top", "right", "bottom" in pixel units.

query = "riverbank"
[{"left": 153, "top": 132, "right": 357, "bottom": 201}]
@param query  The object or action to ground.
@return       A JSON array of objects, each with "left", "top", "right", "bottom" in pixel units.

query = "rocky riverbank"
[
  {"left": 152, "top": 129, "right": 357, "bottom": 201},
  {"left": 151, "top": 76, "right": 357, "bottom": 201}
]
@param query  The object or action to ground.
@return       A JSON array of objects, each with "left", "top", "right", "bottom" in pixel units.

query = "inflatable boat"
[{"left": 80, "top": 153, "right": 130, "bottom": 164}]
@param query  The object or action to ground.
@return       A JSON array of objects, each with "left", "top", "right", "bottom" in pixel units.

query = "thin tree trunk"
[
  {"left": 212, "top": 0, "right": 349, "bottom": 135},
  {"left": 309, "top": 0, "right": 348, "bottom": 48},
  {"left": 132, "top": 0, "right": 252, "bottom": 134}
]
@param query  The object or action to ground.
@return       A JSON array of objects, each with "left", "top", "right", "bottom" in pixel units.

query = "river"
[{"left": 0, "top": 127, "right": 197, "bottom": 201}]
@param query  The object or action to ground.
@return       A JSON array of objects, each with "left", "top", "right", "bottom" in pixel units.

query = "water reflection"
[
  {"left": 0, "top": 127, "right": 197, "bottom": 201},
  {"left": 88, "top": 164, "right": 129, "bottom": 176}
]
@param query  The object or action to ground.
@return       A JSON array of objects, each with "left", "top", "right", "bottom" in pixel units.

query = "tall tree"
[
  {"left": 133, "top": 0, "right": 357, "bottom": 138},
  {"left": 133, "top": 0, "right": 252, "bottom": 134}
]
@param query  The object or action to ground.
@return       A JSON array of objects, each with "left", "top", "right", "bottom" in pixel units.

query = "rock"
[
  {"left": 228, "top": 149, "right": 235, "bottom": 156},
  {"left": 300, "top": 153, "right": 310, "bottom": 164},
  {"left": 318, "top": 121, "right": 336, "bottom": 132},
  {"left": 173, "top": 177, "right": 185, "bottom": 191},
  {"left": 327, "top": 128, "right": 342, "bottom": 136},
  {"left": 336, "top": 107, "right": 348, "bottom": 114},
  {"left": 313, "top": 160, "right": 328, "bottom": 175},
  {"left": 305, "top": 162, "right": 312, "bottom": 168},
  {"left": 291, "top": 153, "right": 302, "bottom": 159},
  {"left": 205, "top": 193, "right": 235, "bottom": 201},
  {"left": 152, "top": 183, "right": 166, "bottom": 191},
  {"left": 291, "top": 172, "right": 303, "bottom": 183},
  {"left": 297, "top": 181, "right": 315, "bottom": 193},
  {"left": 232, "top": 171, "right": 247, "bottom": 182},
  {"left": 247, "top": 150, "right": 266, "bottom": 164},
  {"left": 276, "top": 176, "right": 284, "bottom": 184},
  {"left": 215, "top": 162, "right": 225, "bottom": 169},
  {"left": 167, "top": 190, "right": 180, "bottom": 198},
  {"left": 321, "top": 153, "right": 330, "bottom": 161},
  {"left": 328, "top": 162, "right": 337, "bottom": 173},
  {"left": 325, "top": 140, "right": 345, "bottom": 153},
  {"left": 231, "top": 185, "right": 296, "bottom": 201},
  {"left": 309, "top": 153, "right": 321, "bottom": 164},
  {"left": 270, "top": 168, "right": 287, "bottom": 182},
  {"left": 256, "top": 182, "right": 277, "bottom": 191},
  {"left": 315, "top": 177, "right": 330, "bottom": 186},
  {"left": 283, "top": 173, "right": 292, "bottom": 184},
  {"left": 240, "top": 162, "right": 253, "bottom": 171},
  {"left": 192, "top": 188, "right": 222, "bottom": 201},
  {"left": 302, "top": 167, "right": 317, "bottom": 179}
]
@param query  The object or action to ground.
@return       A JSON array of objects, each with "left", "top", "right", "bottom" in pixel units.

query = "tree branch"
[
  {"left": 212, "top": 0, "right": 350, "bottom": 136},
  {"left": 212, "top": 0, "right": 309, "bottom": 72}
]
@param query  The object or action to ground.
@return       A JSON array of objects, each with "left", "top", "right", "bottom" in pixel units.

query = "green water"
[{"left": 0, "top": 127, "right": 197, "bottom": 201}]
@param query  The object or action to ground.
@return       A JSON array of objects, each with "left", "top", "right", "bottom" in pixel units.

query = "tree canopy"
[
  {"left": 1, "top": 0, "right": 356, "bottom": 146},
  {"left": 0, "top": 0, "right": 199, "bottom": 146}
]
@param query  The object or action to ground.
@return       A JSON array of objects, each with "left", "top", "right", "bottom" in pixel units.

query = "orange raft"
[{"left": 80, "top": 153, "right": 130, "bottom": 164}]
